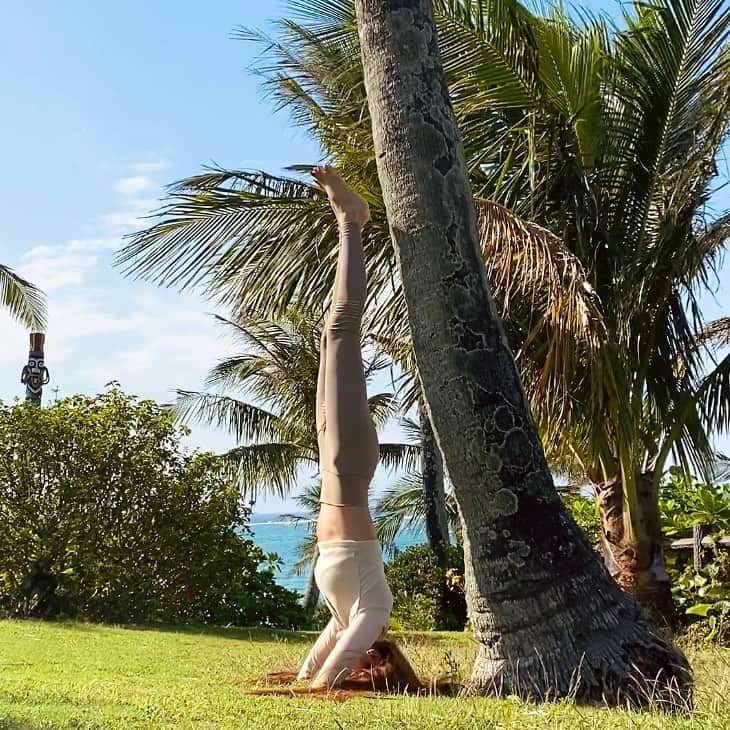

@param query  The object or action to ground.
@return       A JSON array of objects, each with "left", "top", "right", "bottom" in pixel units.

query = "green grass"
[{"left": 0, "top": 620, "right": 728, "bottom": 729}]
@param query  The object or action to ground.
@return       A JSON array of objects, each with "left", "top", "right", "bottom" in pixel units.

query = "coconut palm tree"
[
  {"left": 354, "top": 0, "right": 690, "bottom": 702},
  {"left": 453, "top": 0, "right": 730, "bottom": 625},
  {"left": 116, "top": 0, "right": 730, "bottom": 624},
  {"left": 173, "top": 308, "right": 418, "bottom": 615},
  {"left": 0, "top": 265, "right": 46, "bottom": 330}
]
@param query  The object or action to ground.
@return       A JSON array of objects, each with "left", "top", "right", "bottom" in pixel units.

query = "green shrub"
[
  {"left": 660, "top": 467, "right": 730, "bottom": 538},
  {"left": 0, "top": 390, "right": 305, "bottom": 629},
  {"left": 560, "top": 493, "right": 601, "bottom": 544},
  {"left": 657, "top": 468, "right": 730, "bottom": 641},
  {"left": 384, "top": 544, "right": 467, "bottom": 631}
]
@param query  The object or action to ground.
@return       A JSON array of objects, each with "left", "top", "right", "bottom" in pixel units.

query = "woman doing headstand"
[{"left": 297, "top": 166, "right": 394, "bottom": 689}]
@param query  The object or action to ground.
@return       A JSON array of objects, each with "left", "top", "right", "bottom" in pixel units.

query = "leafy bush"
[
  {"left": 560, "top": 493, "right": 601, "bottom": 544},
  {"left": 660, "top": 467, "right": 730, "bottom": 538},
  {"left": 0, "top": 390, "right": 305, "bottom": 629},
  {"left": 658, "top": 468, "right": 730, "bottom": 641},
  {"left": 384, "top": 544, "right": 467, "bottom": 631},
  {"left": 671, "top": 551, "right": 730, "bottom": 643},
  {"left": 309, "top": 599, "right": 332, "bottom": 632}
]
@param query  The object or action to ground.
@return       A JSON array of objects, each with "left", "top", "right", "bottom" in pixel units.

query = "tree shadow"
[
  {"left": 33, "top": 618, "right": 316, "bottom": 644},
  {"left": 0, "top": 718, "right": 53, "bottom": 730},
  {"left": 120, "top": 622, "right": 316, "bottom": 644}
]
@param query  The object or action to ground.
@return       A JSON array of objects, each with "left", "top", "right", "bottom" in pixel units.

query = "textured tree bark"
[
  {"left": 302, "top": 565, "right": 320, "bottom": 619},
  {"left": 354, "top": 0, "right": 691, "bottom": 705},
  {"left": 594, "top": 476, "right": 678, "bottom": 629},
  {"left": 419, "top": 399, "right": 450, "bottom": 564}
]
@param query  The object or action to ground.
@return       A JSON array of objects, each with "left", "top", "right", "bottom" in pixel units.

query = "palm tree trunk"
[
  {"left": 419, "top": 399, "right": 450, "bottom": 564},
  {"left": 594, "top": 475, "right": 678, "bottom": 628},
  {"left": 302, "top": 564, "right": 320, "bottom": 619},
  {"left": 354, "top": 0, "right": 690, "bottom": 705}
]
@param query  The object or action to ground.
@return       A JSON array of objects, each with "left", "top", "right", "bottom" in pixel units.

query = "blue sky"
[{"left": 1, "top": 1, "right": 728, "bottom": 511}]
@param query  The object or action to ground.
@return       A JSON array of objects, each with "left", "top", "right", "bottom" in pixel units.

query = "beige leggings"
[
  {"left": 316, "top": 220, "right": 379, "bottom": 507},
  {"left": 297, "top": 540, "right": 393, "bottom": 686}
]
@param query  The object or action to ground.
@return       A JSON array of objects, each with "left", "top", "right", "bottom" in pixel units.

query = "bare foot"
[{"left": 311, "top": 165, "right": 370, "bottom": 226}]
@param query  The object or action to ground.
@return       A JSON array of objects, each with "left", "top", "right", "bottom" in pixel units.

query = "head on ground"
[
  {"left": 341, "top": 639, "right": 422, "bottom": 692},
  {"left": 246, "top": 639, "right": 457, "bottom": 698}
]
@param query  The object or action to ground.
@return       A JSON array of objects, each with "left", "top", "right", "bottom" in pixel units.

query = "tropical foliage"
[
  {"left": 384, "top": 543, "right": 467, "bottom": 631},
  {"left": 0, "top": 389, "right": 305, "bottom": 628},
  {"left": 116, "top": 0, "right": 730, "bottom": 616},
  {"left": 0, "top": 265, "right": 46, "bottom": 330},
  {"left": 172, "top": 309, "right": 417, "bottom": 502}
]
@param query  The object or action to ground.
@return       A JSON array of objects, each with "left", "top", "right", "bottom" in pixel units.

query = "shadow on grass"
[
  {"left": 13, "top": 618, "right": 317, "bottom": 644},
  {"left": 0, "top": 718, "right": 55, "bottom": 730},
  {"left": 4, "top": 618, "right": 476, "bottom": 647},
  {"left": 120, "top": 622, "right": 317, "bottom": 644}
]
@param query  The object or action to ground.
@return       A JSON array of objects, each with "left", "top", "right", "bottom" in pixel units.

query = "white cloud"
[
  {"left": 72, "top": 292, "right": 233, "bottom": 402},
  {"left": 113, "top": 175, "right": 157, "bottom": 197},
  {"left": 129, "top": 161, "right": 170, "bottom": 175},
  {"left": 24, "top": 238, "right": 121, "bottom": 256},
  {"left": 0, "top": 316, "right": 32, "bottom": 368},
  {"left": 19, "top": 254, "right": 99, "bottom": 293},
  {"left": 97, "top": 207, "right": 150, "bottom": 233},
  {"left": 17, "top": 238, "right": 124, "bottom": 294},
  {"left": 0, "top": 157, "right": 237, "bottom": 460}
]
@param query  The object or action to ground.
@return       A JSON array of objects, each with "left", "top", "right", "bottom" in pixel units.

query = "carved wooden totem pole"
[{"left": 20, "top": 332, "right": 50, "bottom": 404}]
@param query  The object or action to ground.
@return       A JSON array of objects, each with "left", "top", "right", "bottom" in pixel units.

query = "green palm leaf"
[
  {"left": 374, "top": 472, "right": 459, "bottom": 555},
  {"left": 610, "top": 0, "right": 730, "bottom": 248},
  {"left": 698, "top": 352, "right": 730, "bottom": 434},
  {"left": 0, "top": 265, "right": 47, "bottom": 330},
  {"left": 221, "top": 442, "right": 312, "bottom": 499},
  {"left": 173, "top": 390, "right": 281, "bottom": 443},
  {"left": 378, "top": 443, "right": 422, "bottom": 474}
]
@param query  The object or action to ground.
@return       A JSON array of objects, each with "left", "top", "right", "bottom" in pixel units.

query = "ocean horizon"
[{"left": 249, "top": 512, "right": 425, "bottom": 594}]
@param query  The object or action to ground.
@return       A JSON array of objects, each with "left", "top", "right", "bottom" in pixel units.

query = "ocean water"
[{"left": 250, "top": 513, "right": 425, "bottom": 594}]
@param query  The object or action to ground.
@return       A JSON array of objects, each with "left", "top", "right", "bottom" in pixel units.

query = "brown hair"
[
  {"left": 245, "top": 640, "right": 457, "bottom": 699},
  {"left": 337, "top": 640, "right": 422, "bottom": 693}
]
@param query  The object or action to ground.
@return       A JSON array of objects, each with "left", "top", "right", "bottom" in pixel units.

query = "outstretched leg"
[{"left": 312, "top": 165, "right": 378, "bottom": 482}]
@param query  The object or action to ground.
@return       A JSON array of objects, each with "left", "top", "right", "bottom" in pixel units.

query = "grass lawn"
[{"left": 0, "top": 620, "right": 728, "bottom": 729}]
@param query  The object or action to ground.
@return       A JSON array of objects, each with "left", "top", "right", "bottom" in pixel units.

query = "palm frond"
[
  {"left": 291, "top": 479, "right": 323, "bottom": 515},
  {"left": 0, "top": 265, "right": 47, "bottom": 330},
  {"left": 367, "top": 392, "right": 399, "bottom": 429},
  {"left": 400, "top": 416, "right": 423, "bottom": 444},
  {"left": 282, "top": 479, "right": 321, "bottom": 575},
  {"left": 374, "top": 472, "right": 459, "bottom": 555},
  {"left": 290, "top": 531, "right": 319, "bottom": 576},
  {"left": 221, "top": 442, "right": 313, "bottom": 499},
  {"left": 698, "top": 352, "right": 730, "bottom": 434},
  {"left": 173, "top": 390, "right": 281, "bottom": 443},
  {"left": 373, "top": 473, "right": 426, "bottom": 554},
  {"left": 698, "top": 316, "right": 730, "bottom": 348},
  {"left": 698, "top": 212, "right": 730, "bottom": 254},
  {"left": 434, "top": 0, "right": 538, "bottom": 112},
  {"left": 610, "top": 0, "right": 730, "bottom": 250},
  {"left": 378, "top": 443, "right": 422, "bottom": 474},
  {"left": 115, "top": 170, "right": 334, "bottom": 309},
  {"left": 530, "top": 8, "right": 608, "bottom": 170}
]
